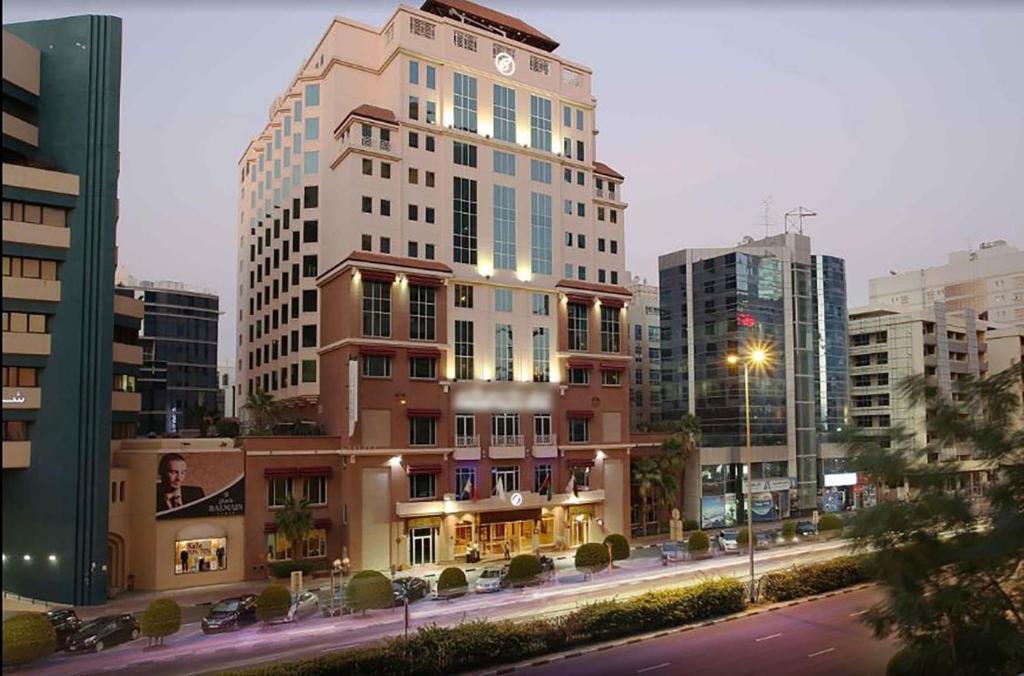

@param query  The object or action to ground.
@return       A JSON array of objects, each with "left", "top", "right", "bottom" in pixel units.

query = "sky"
[{"left": 5, "top": 1, "right": 1023, "bottom": 364}]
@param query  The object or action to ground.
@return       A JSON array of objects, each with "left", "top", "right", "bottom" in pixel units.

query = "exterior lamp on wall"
[
  {"left": 23, "top": 554, "right": 31, "bottom": 562},
  {"left": 48, "top": 554, "right": 57, "bottom": 563},
  {"left": 388, "top": 455, "right": 403, "bottom": 467}
]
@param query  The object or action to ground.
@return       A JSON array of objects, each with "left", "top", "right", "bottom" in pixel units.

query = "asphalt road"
[
  {"left": 521, "top": 586, "right": 898, "bottom": 676},
  {"left": 20, "top": 539, "right": 858, "bottom": 676}
]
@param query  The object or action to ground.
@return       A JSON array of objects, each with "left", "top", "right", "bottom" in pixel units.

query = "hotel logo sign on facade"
[{"left": 494, "top": 52, "right": 515, "bottom": 76}]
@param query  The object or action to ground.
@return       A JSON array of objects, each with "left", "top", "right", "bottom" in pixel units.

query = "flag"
[
  {"left": 540, "top": 473, "right": 552, "bottom": 501},
  {"left": 565, "top": 475, "right": 577, "bottom": 497},
  {"left": 462, "top": 477, "right": 473, "bottom": 500},
  {"left": 497, "top": 476, "right": 507, "bottom": 501}
]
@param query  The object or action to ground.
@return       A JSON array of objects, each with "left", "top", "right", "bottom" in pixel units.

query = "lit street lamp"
[{"left": 726, "top": 344, "right": 770, "bottom": 603}]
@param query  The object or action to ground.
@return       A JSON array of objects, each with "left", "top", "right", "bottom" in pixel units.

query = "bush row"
[
  {"left": 759, "top": 555, "right": 870, "bottom": 602},
  {"left": 225, "top": 578, "right": 746, "bottom": 676},
  {"left": 268, "top": 559, "right": 332, "bottom": 579}
]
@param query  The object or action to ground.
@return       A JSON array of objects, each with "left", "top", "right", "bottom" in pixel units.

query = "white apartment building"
[
  {"left": 626, "top": 274, "right": 661, "bottom": 431},
  {"left": 869, "top": 240, "right": 1024, "bottom": 328},
  {"left": 235, "top": 0, "right": 628, "bottom": 418}
]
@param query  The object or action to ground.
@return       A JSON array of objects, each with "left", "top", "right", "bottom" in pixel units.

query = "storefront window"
[
  {"left": 266, "top": 532, "right": 292, "bottom": 561},
  {"left": 175, "top": 537, "right": 227, "bottom": 574},
  {"left": 302, "top": 529, "right": 327, "bottom": 558}
]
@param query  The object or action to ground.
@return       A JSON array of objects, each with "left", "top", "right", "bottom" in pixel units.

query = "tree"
[
  {"left": 244, "top": 388, "right": 278, "bottom": 435},
  {"left": 687, "top": 530, "right": 710, "bottom": 554},
  {"left": 575, "top": 542, "right": 610, "bottom": 575},
  {"left": 2, "top": 613, "right": 55, "bottom": 666},
  {"left": 275, "top": 494, "right": 314, "bottom": 562},
  {"left": 346, "top": 570, "right": 392, "bottom": 614},
  {"left": 256, "top": 584, "right": 292, "bottom": 623},
  {"left": 848, "top": 363, "right": 1024, "bottom": 674},
  {"left": 506, "top": 554, "right": 543, "bottom": 586},
  {"left": 140, "top": 598, "right": 181, "bottom": 646},
  {"left": 656, "top": 414, "right": 702, "bottom": 523},
  {"left": 631, "top": 458, "right": 665, "bottom": 536},
  {"left": 437, "top": 567, "right": 468, "bottom": 599},
  {"left": 603, "top": 534, "right": 630, "bottom": 561}
]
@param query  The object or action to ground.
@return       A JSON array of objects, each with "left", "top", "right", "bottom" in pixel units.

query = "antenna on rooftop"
[
  {"left": 784, "top": 206, "right": 817, "bottom": 234},
  {"left": 761, "top": 194, "right": 774, "bottom": 238}
]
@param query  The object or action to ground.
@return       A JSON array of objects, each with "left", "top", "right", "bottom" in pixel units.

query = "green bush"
[
  {"left": 256, "top": 584, "right": 292, "bottom": 623},
  {"left": 818, "top": 513, "right": 844, "bottom": 532},
  {"left": 140, "top": 598, "right": 181, "bottom": 644},
  {"left": 603, "top": 534, "right": 630, "bottom": 561},
  {"left": 683, "top": 518, "right": 700, "bottom": 532},
  {"left": 687, "top": 530, "right": 710, "bottom": 553},
  {"left": 346, "top": 570, "right": 392, "bottom": 613},
  {"left": 506, "top": 555, "right": 543, "bottom": 585},
  {"left": 886, "top": 646, "right": 953, "bottom": 676},
  {"left": 437, "top": 567, "right": 467, "bottom": 594},
  {"left": 736, "top": 527, "right": 751, "bottom": 549},
  {"left": 759, "top": 556, "right": 870, "bottom": 602},
  {"left": 782, "top": 521, "right": 797, "bottom": 541},
  {"left": 268, "top": 559, "right": 330, "bottom": 579},
  {"left": 2, "top": 613, "right": 56, "bottom": 666},
  {"left": 574, "top": 542, "right": 609, "bottom": 573}
]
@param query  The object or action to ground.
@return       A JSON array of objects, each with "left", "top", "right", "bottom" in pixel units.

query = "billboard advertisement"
[
  {"left": 751, "top": 492, "right": 776, "bottom": 522},
  {"left": 701, "top": 495, "right": 726, "bottom": 529},
  {"left": 156, "top": 451, "right": 245, "bottom": 520}
]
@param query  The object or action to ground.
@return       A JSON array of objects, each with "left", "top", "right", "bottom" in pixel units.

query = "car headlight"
[{"left": 83, "top": 636, "right": 97, "bottom": 645}]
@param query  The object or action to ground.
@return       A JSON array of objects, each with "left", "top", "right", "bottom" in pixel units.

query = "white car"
[
  {"left": 285, "top": 590, "right": 320, "bottom": 622},
  {"left": 473, "top": 567, "right": 509, "bottom": 593},
  {"left": 717, "top": 531, "right": 739, "bottom": 552}
]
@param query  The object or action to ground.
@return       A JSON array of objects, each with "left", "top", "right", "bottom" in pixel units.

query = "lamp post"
[{"left": 727, "top": 346, "right": 769, "bottom": 603}]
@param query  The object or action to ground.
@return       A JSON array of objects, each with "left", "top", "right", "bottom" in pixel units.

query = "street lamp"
[{"left": 726, "top": 344, "right": 771, "bottom": 603}]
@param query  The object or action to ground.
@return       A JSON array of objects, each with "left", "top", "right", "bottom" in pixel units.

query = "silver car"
[
  {"left": 473, "top": 567, "right": 509, "bottom": 593},
  {"left": 285, "top": 590, "right": 320, "bottom": 622},
  {"left": 717, "top": 531, "right": 739, "bottom": 552}
]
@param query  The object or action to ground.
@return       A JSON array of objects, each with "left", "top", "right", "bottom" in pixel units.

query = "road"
[
  {"left": 521, "top": 586, "right": 898, "bottom": 676},
  {"left": 20, "top": 538, "right": 859, "bottom": 675}
]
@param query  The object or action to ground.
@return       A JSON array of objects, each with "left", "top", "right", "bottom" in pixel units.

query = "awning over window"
[
  {"left": 600, "top": 362, "right": 626, "bottom": 371},
  {"left": 566, "top": 410, "right": 595, "bottom": 419},
  {"left": 359, "top": 345, "right": 397, "bottom": 356},
  {"left": 407, "top": 464, "right": 442, "bottom": 474},
  {"left": 264, "top": 466, "right": 332, "bottom": 478},
  {"left": 407, "top": 348, "right": 441, "bottom": 358},
  {"left": 264, "top": 467, "right": 298, "bottom": 478},
  {"left": 479, "top": 508, "right": 542, "bottom": 525},
  {"left": 566, "top": 294, "right": 591, "bottom": 304},
  {"left": 567, "top": 359, "right": 595, "bottom": 370},
  {"left": 407, "top": 274, "right": 444, "bottom": 288},
  {"left": 297, "top": 466, "right": 333, "bottom": 477},
  {"left": 600, "top": 297, "right": 624, "bottom": 308},
  {"left": 359, "top": 269, "right": 396, "bottom": 282},
  {"left": 406, "top": 408, "right": 442, "bottom": 417}
]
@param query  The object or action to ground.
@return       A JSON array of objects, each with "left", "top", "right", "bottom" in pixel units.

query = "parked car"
[
  {"left": 474, "top": 566, "right": 509, "bottom": 593},
  {"left": 393, "top": 577, "right": 430, "bottom": 606},
  {"left": 795, "top": 521, "right": 818, "bottom": 537},
  {"left": 44, "top": 608, "right": 81, "bottom": 649},
  {"left": 201, "top": 594, "right": 258, "bottom": 633},
  {"left": 754, "top": 531, "right": 772, "bottom": 549},
  {"left": 65, "top": 614, "right": 139, "bottom": 653},
  {"left": 717, "top": 531, "right": 739, "bottom": 552},
  {"left": 283, "top": 590, "right": 320, "bottom": 623},
  {"left": 661, "top": 541, "right": 686, "bottom": 565}
]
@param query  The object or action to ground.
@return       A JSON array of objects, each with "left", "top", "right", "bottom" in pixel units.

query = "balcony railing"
[
  {"left": 345, "top": 135, "right": 393, "bottom": 155},
  {"left": 491, "top": 434, "right": 524, "bottom": 447},
  {"left": 455, "top": 435, "right": 480, "bottom": 448},
  {"left": 534, "top": 433, "right": 556, "bottom": 446}
]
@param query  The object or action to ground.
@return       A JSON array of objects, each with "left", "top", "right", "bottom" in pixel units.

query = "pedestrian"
[{"left": 503, "top": 542, "right": 511, "bottom": 560}]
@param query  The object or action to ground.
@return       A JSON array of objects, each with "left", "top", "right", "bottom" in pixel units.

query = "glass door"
[{"left": 409, "top": 527, "right": 436, "bottom": 565}]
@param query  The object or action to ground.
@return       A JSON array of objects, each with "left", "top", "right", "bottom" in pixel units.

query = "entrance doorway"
[
  {"left": 408, "top": 527, "right": 437, "bottom": 565},
  {"left": 107, "top": 533, "right": 126, "bottom": 598}
]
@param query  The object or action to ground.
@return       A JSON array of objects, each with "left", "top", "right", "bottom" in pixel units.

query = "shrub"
[
  {"left": 2, "top": 613, "right": 55, "bottom": 666},
  {"left": 886, "top": 646, "right": 953, "bottom": 676},
  {"left": 736, "top": 527, "right": 751, "bottom": 549},
  {"left": 437, "top": 566, "right": 467, "bottom": 595},
  {"left": 140, "top": 598, "right": 181, "bottom": 644},
  {"left": 687, "top": 530, "right": 710, "bottom": 553},
  {"left": 256, "top": 584, "right": 292, "bottom": 623},
  {"left": 506, "top": 554, "right": 543, "bottom": 585},
  {"left": 346, "top": 570, "right": 392, "bottom": 613},
  {"left": 759, "top": 556, "right": 870, "bottom": 602},
  {"left": 574, "top": 543, "right": 609, "bottom": 573},
  {"left": 782, "top": 521, "right": 797, "bottom": 541},
  {"left": 683, "top": 518, "right": 700, "bottom": 532},
  {"left": 603, "top": 534, "right": 630, "bottom": 561},
  {"left": 268, "top": 559, "right": 329, "bottom": 579},
  {"left": 818, "top": 513, "right": 844, "bottom": 532}
]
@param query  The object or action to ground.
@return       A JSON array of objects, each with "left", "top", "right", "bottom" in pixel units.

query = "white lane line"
[
  {"left": 637, "top": 663, "right": 671, "bottom": 673},
  {"left": 849, "top": 609, "right": 869, "bottom": 617},
  {"left": 755, "top": 633, "right": 783, "bottom": 642},
  {"left": 808, "top": 647, "right": 836, "bottom": 658}
]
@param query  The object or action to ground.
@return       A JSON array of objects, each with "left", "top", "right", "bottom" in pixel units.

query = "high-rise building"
[
  {"left": 236, "top": 0, "right": 635, "bottom": 569},
  {"left": 626, "top": 274, "right": 661, "bottom": 431},
  {"left": 2, "top": 17, "right": 132, "bottom": 604},
  {"left": 218, "top": 361, "right": 237, "bottom": 419},
  {"left": 869, "top": 240, "right": 1024, "bottom": 328},
  {"left": 658, "top": 233, "right": 849, "bottom": 525},
  {"left": 116, "top": 272, "right": 220, "bottom": 435}
]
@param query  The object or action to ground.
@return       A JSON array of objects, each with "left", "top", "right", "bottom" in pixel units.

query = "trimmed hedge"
[
  {"left": 737, "top": 527, "right": 751, "bottom": 549},
  {"left": 759, "top": 555, "right": 869, "bottom": 602},
  {"left": 687, "top": 530, "right": 710, "bottom": 553},
  {"left": 575, "top": 543, "right": 610, "bottom": 573},
  {"left": 781, "top": 521, "right": 797, "bottom": 541},
  {"left": 818, "top": 513, "right": 844, "bottom": 532},
  {"left": 603, "top": 534, "right": 630, "bottom": 561},
  {"left": 141, "top": 598, "right": 181, "bottom": 643},
  {"left": 683, "top": 518, "right": 700, "bottom": 532},
  {"left": 347, "top": 570, "right": 392, "bottom": 613},
  {"left": 222, "top": 578, "right": 746, "bottom": 676},
  {"left": 506, "top": 555, "right": 543, "bottom": 585},
  {"left": 256, "top": 584, "right": 293, "bottom": 623},
  {"left": 268, "top": 559, "right": 330, "bottom": 579},
  {"left": 2, "top": 613, "right": 56, "bottom": 666},
  {"left": 437, "top": 567, "right": 467, "bottom": 594}
]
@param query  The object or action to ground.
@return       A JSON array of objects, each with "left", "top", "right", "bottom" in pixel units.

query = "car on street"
[
  {"left": 283, "top": 590, "right": 320, "bottom": 623},
  {"left": 44, "top": 608, "right": 82, "bottom": 649},
  {"left": 201, "top": 594, "right": 258, "bottom": 633},
  {"left": 660, "top": 540, "right": 686, "bottom": 565},
  {"left": 717, "top": 531, "right": 739, "bottom": 552},
  {"left": 65, "top": 614, "right": 139, "bottom": 653},
  {"left": 795, "top": 521, "right": 818, "bottom": 537},
  {"left": 474, "top": 566, "right": 510, "bottom": 593},
  {"left": 393, "top": 577, "right": 430, "bottom": 606},
  {"left": 755, "top": 531, "right": 772, "bottom": 549}
]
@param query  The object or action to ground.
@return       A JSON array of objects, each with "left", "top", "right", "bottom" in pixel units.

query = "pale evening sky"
[{"left": 5, "top": 1, "right": 1023, "bottom": 364}]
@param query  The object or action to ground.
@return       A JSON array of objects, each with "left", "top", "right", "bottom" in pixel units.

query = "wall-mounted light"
[
  {"left": 595, "top": 450, "right": 606, "bottom": 460},
  {"left": 23, "top": 554, "right": 31, "bottom": 562},
  {"left": 388, "top": 455, "right": 403, "bottom": 467},
  {"left": 1, "top": 554, "right": 7, "bottom": 563},
  {"left": 48, "top": 554, "right": 57, "bottom": 563}
]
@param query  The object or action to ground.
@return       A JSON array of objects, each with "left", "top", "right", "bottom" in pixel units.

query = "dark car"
[
  {"left": 44, "top": 608, "right": 82, "bottom": 649},
  {"left": 393, "top": 577, "right": 430, "bottom": 606},
  {"left": 795, "top": 521, "right": 818, "bottom": 536},
  {"left": 66, "top": 614, "right": 139, "bottom": 653},
  {"left": 201, "top": 594, "right": 257, "bottom": 633}
]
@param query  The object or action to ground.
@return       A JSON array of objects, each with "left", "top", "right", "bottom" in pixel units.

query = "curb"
[{"left": 473, "top": 583, "right": 875, "bottom": 675}]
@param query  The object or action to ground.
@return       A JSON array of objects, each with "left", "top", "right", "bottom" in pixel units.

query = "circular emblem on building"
[
  {"left": 494, "top": 52, "right": 516, "bottom": 76},
  {"left": 510, "top": 492, "right": 524, "bottom": 507}
]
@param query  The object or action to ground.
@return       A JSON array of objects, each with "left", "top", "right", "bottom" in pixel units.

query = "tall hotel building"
[
  {"left": 236, "top": 1, "right": 633, "bottom": 568},
  {"left": 659, "top": 233, "right": 849, "bottom": 525}
]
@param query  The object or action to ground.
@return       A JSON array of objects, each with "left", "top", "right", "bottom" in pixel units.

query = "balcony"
[
  {"left": 2, "top": 112, "right": 38, "bottom": 147},
  {"left": 112, "top": 342, "right": 144, "bottom": 366},
  {"left": 2, "top": 221, "right": 71, "bottom": 249},
  {"left": 488, "top": 434, "right": 525, "bottom": 459},
  {"left": 395, "top": 488, "right": 606, "bottom": 518},
  {"left": 2, "top": 386, "right": 40, "bottom": 410},
  {"left": 2, "top": 441, "right": 31, "bottom": 469},
  {"left": 340, "top": 134, "right": 397, "bottom": 158},
  {"left": 2, "top": 277, "right": 60, "bottom": 302},
  {"left": 2, "top": 332, "right": 51, "bottom": 356},
  {"left": 111, "top": 391, "right": 141, "bottom": 412},
  {"left": 453, "top": 435, "right": 481, "bottom": 461},
  {"left": 532, "top": 434, "right": 558, "bottom": 458},
  {"left": 113, "top": 294, "right": 145, "bottom": 320}
]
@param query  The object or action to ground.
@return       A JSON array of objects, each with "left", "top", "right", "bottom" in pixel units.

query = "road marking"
[
  {"left": 637, "top": 663, "right": 671, "bottom": 673},
  {"left": 849, "top": 609, "right": 869, "bottom": 617},
  {"left": 808, "top": 647, "right": 836, "bottom": 658},
  {"left": 755, "top": 632, "right": 783, "bottom": 642}
]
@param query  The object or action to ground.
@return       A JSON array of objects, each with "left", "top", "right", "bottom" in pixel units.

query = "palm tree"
[
  {"left": 244, "top": 388, "right": 277, "bottom": 435},
  {"left": 275, "top": 495, "right": 314, "bottom": 561},
  {"left": 658, "top": 414, "right": 702, "bottom": 519},
  {"left": 631, "top": 458, "right": 665, "bottom": 536}
]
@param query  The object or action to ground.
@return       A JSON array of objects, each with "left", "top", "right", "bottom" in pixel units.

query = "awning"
[
  {"left": 407, "top": 464, "right": 442, "bottom": 474},
  {"left": 264, "top": 467, "right": 298, "bottom": 478},
  {"left": 359, "top": 269, "right": 396, "bottom": 283},
  {"left": 407, "top": 274, "right": 444, "bottom": 288},
  {"left": 176, "top": 523, "right": 227, "bottom": 540},
  {"left": 566, "top": 294, "right": 591, "bottom": 304},
  {"left": 567, "top": 410, "right": 594, "bottom": 419},
  {"left": 600, "top": 297, "right": 624, "bottom": 308},
  {"left": 360, "top": 345, "right": 397, "bottom": 356},
  {"left": 567, "top": 359, "right": 595, "bottom": 370},
  {"left": 600, "top": 362, "right": 626, "bottom": 371},
  {"left": 479, "top": 508, "right": 542, "bottom": 525},
  {"left": 407, "top": 408, "right": 442, "bottom": 417}
]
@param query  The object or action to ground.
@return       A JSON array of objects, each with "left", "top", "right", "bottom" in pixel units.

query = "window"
[
  {"left": 453, "top": 177, "right": 478, "bottom": 264},
  {"left": 564, "top": 199, "right": 572, "bottom": 215},
  {"left": 410, "top": 418, "right": 437, "bottom": 447},
  {"left": 493, "top": 84, "right": 516, "bottom": 142},
  {"left": 426, "top": 171, "right": 435, "bottom": 187},
  {"left": 601, "top": 306, "right": 620, "bottom": 352},
  {"left": 381, "top": 162, "right": 391, "bottom": 179},
  {"left": 303, "top": 151, "right": 319, "bottom": 174},
  {"left": 531, "top": 159, "right": 552, "bottom": 184},
  {"left": 568, "top": 303, "right": 589, "bottom": 351},
  {"left": 577, "top": 266, "right": 587, "bottom": 281},
  {"left": 304, "top": 117, "right": 319, "bottom": 140},
  {"left": 455, "top": 466, "right": 475, "bottom": 500},
  {"left": 362, "top": 158, "right": 373, "bottom": 175},
  {"left": 530, "top": 95, "right": 552, "bottom": 151},
  {"left": 453, "top": 72, "right": 478, "bottom": 132},
  {"left": 409, "top": 131, "right": 419, "bottom": 148},
  {"left": 266, "top": 532, "right": 292, "bottom": 562},
  {"left": 601, "top": 369, "right": 622, "bottom": 386},
  {"left": 2, "top": 312, "right": 47, "bottom": 334},
  {"left": 302, "top": 529, "right": 327, "bottom": 558},
  {"left": 577, "top": 202, "right": 586, "bottom": 218},
  {"left": 302, "top": 255, "right": 318, "bottom": 277},
  {"left": 576, "top": 140, "right": 585, "bottom": 162},
  {"left": 408, "top": 204, "right": 419, "bottom": 221},
  {"left": 408, "top": 241, "right": 419, "bottom": 258},
  {"left": 455, "top": 284, "right": 474, "bottom": 308},
  {"left": 563, "top": 137, "right": 572, "bottom": 158},
  {"left": 302, "top": 359, "right": 317, "bottom": 383},
  {"left": 362, "top": 280, "right": 391, "bottom": 337},
  {"left": 409, "top": 471, "right": 437, "bottom": 499},
  {"left": 456, "top": 414, "right": 476, "bottom": 445},
  {"left": 177, "top": 537, "right": 228, "bottom": 573},
  {"left": 533, "top": 327, "right": 550, "bottom": 382},
  {"left": 534, "top": 464, "right": 553, "bottom": 494},
  {"left": 361, "top": 234, "right": 372, "bottom": 251},
  {"left": 409, "top": 285, "right": 436, "bottom": 340},
  {"left": 495, "top": 324, "right": 513, "bottom": 381},
  {"left": 611, "top": 240, "right": 618, "bottom": 254},
  {"left": 2, "top": 366, "right": 38, "bottom": 387},
  {"left": 455, "top": 320, "right": 474, "bottom": 379},
  {"left": 426, "top": 136, "right": 435, "bottom": 151},
  {"left": 493, "top": 150, "right": 516, "bottom": 176},
  {"left": 453, "top": 141, "right": 477, "bottom": 167},
  {"left": 304, "top": 186, "right": 318, "bottom": 208},
  {"left": 493, "top": 185, "right": 516, "bottom": 270},
  {"left": 362, "top": 196, "right": 372, "bottom": 213},
  {"left": 409, "top": 356, "right": 437, "bottom": 379},
  {"left": 570, "top": 465, "right": 591, "bottom": 489},
  {"left": 576, "top": 109, "right": 584, "bottom": 130},
  {"left": 112, "top": 374, "right": 136, "bottom": 392},
  {"left": 303, "top": 476, "right": 327, "bottom": 505},
  {"left": 303, "top": 220, "right": 318, "bottom": 243},
  {"left": 495, "top": 288, "right": 513, "bottom": 312},
  {"left": 529, "top": 55, "right": 550, "bottom": 75},
  {"left": 426, "top": 65, "right": 436, "bottom": 89},
  {"left": 302, "top": 324, "right": 317, "bottom": 348},
  {"left": 453, "top": 29, "right": 477, "bottom": 51},
  {"left": 267, "top": 477, "right": 292, "bottom": 507},
  {"left": 3, "top": 257, "right": 58, "bottom": 280},
  {"left": 568, "top": 367, "right": 590, "bottom": 385},
  {"left": 564, "top": 105, "right": 572, "bottom": 128},
  {"left": 408, "top": 167, "right": 419, "bottom": 184},
  {"left": 3, "top": 421, "right": 29, "bottom": 442},
  {"left": 569, "top": 417, "right": 590, "bottom": 443},
  {"left": 425, "top": 243, "right": 435, "bottom": 259},
  {"left": 409, "top": 59, "right": 419, "bottom": 84},
  {"left": 491, "top": 465, "right": 520, "bottom": 494},
  {"left": 380, "top": 199, "right": 391, "bottom": 216},
  {"left": 532, "top": 293, "right": 550, "bottom": 315},
  {"left": 530, "top": 192, "right": 552, "bottom": 274},
  {"left": 305, "top": 84, "right": 320, "bottom": 106}
]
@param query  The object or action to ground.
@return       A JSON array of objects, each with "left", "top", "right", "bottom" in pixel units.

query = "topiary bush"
[
  {"left": 268, "top": 559, "right": 331, "bottom": 579},
  {"left": 436, "top": 567, "right": 468, "bottom": 599},
  {"left": 683, "top": 519, "right": 700, "bottom": 532},
  {"left": 575, "top": 542, "right": 610, "bottom": 574},
  {"left": 603, "top": 534, "right": 630, "bottom": 561},
  {"left": 687, "top": 530, "right": 710, "bottom": 553},
  {"left": 736, "top": 527, "right": 751, "bottom": 549},
  {"left": 818, "top": 513, "right": 844, "bottom": 533},
  {"left": 256, "top": 584, "right": 292, "bottom": 623},
  {"left": 759, "top": 556, "right": 870, "bottom": 602},
  {"left": 346, "top": 570, "right": 392, "bottom": 614},
  {"left": 782, "top": 520, "right": 797, "bottom": 542},
  {"left": 140, "top": 598, "right": 181, "bottom": 645},
  {"left": 2, "top": 613, "right": 56, "bottom": 667},
  {"left": 506, "top": 554, "right": 543, "bottom": 586}
]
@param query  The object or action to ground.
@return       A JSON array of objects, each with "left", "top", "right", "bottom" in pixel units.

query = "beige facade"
[{"left": 626, "top": 274, "right": 660, "bottom": 431}]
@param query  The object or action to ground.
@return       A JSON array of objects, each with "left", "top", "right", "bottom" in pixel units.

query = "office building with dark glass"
[{"left": 658, "top": 233, "right": 848, "bottom": 527}]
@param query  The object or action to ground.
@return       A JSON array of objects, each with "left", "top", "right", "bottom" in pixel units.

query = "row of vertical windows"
[
  {"left": 493, "top": 185, "right": 516, "bottom": 270},
  {"left": 453, "top": 177, "right": 478, "bottom": 264}
]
